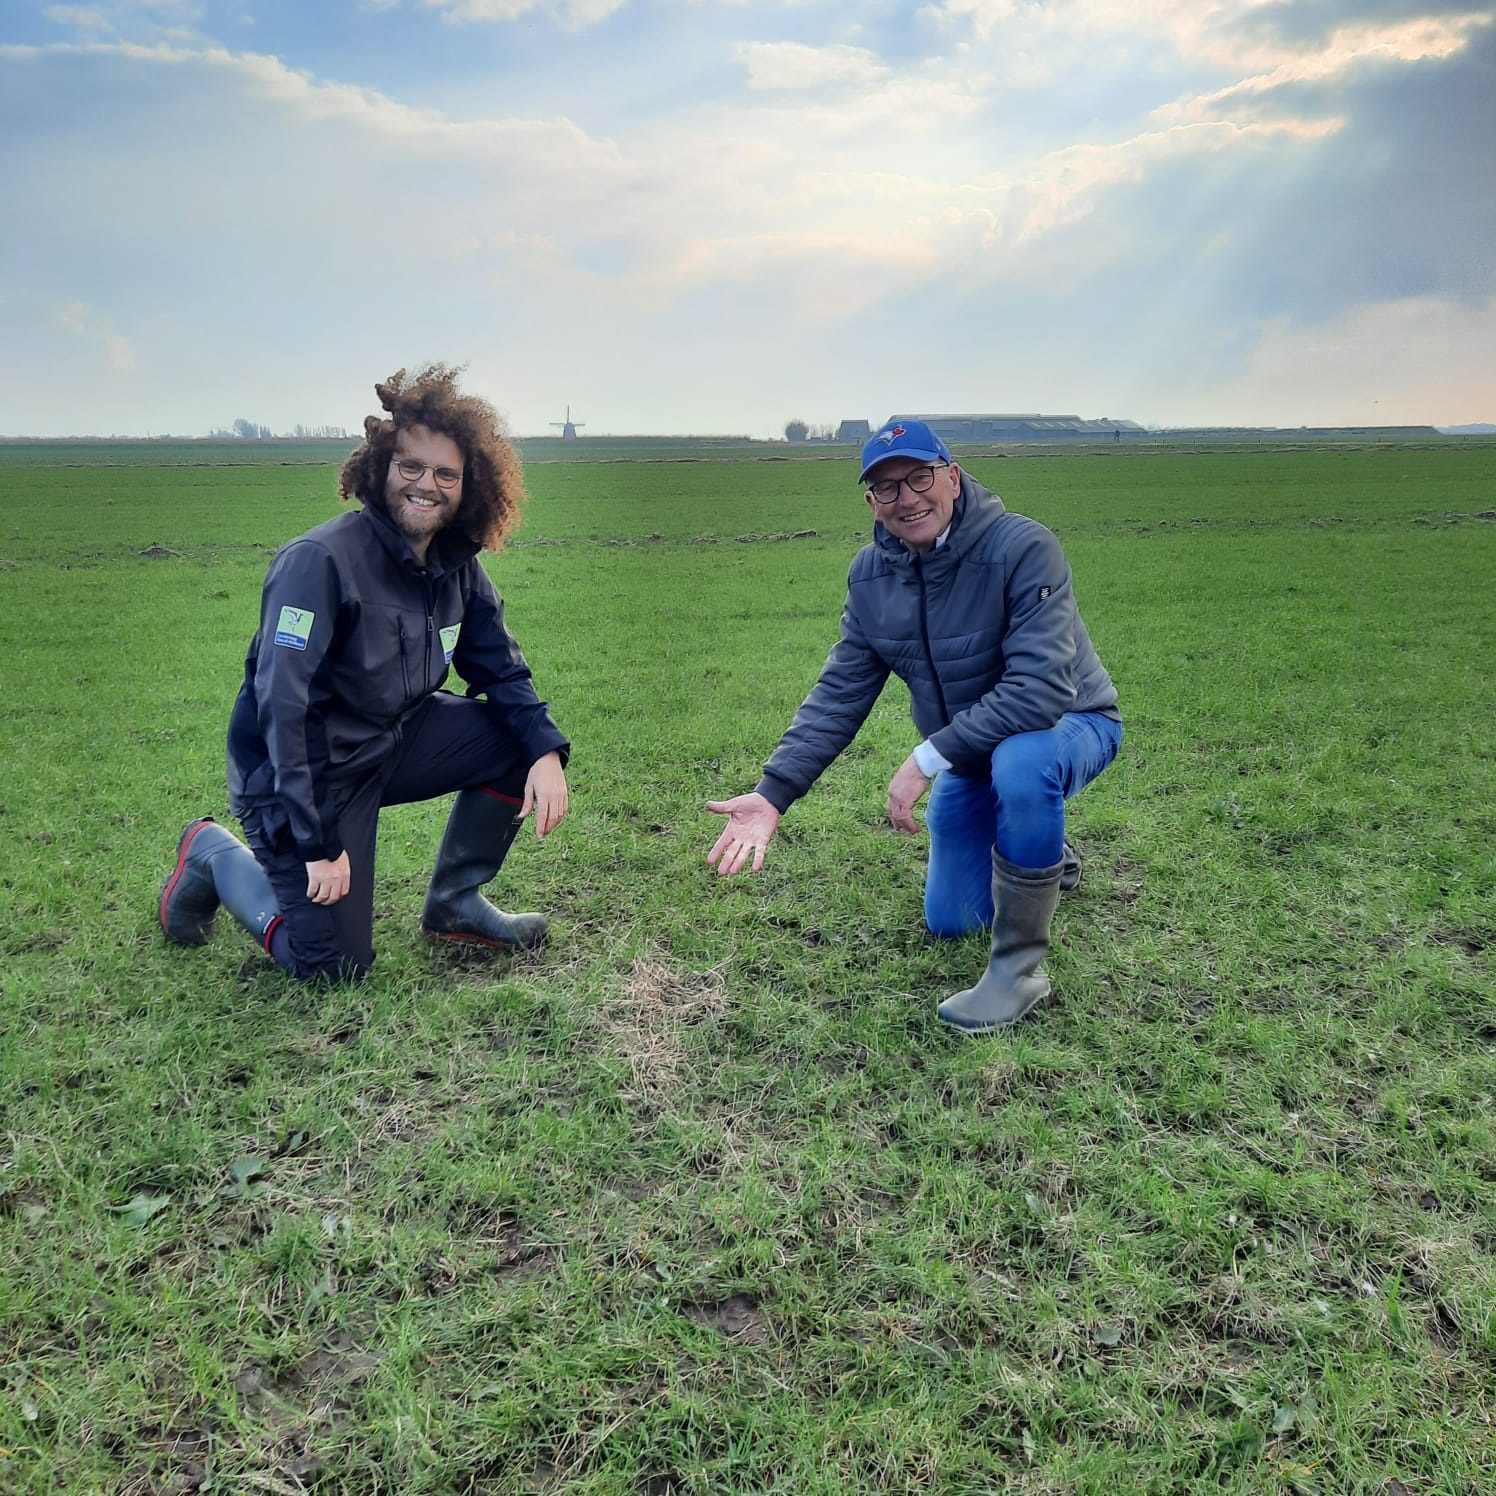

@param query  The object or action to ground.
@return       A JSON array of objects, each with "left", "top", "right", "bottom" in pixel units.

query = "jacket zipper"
[
  {"left": 915, "top": 557, "right": 952, "bottom": 726},
  {"left": 406, "top": 570, "right": 434, "bottom": 698},
  {"left": 424, "top": 580, "right": 434, "bottom": 695}
]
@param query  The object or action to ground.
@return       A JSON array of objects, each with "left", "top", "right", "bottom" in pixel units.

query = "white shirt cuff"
[{"left": 913, "top": 739, "right": 952, "bottom": 777}]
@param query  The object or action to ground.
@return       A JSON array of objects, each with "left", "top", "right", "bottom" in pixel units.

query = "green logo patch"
[
  {"left": 274, "top": 605, "right": 315, "bottom": 650},
  {"left": 439, "top": 624, "right": 460, "bottom": 662}
]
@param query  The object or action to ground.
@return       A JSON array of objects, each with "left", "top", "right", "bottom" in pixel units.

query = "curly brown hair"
[{"left": 338, "top": 364, "right": 527, "bottom": 552}]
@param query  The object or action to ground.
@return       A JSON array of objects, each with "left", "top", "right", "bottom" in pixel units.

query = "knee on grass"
[
  {"left": 275, "top": 933, "right": 373, "bottom": 985},
  {"left": 924, "top": 901, "right": 990, "bottom": 941}
]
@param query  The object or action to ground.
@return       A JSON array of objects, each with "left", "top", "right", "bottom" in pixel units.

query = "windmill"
[{"left": 550, "top": 405, "right": 585, "bottom": 440}]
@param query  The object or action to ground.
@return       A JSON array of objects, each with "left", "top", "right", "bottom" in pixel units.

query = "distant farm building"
[
  {"left": 889, "top": 414, "right": 1146, "bottom": 442},
  {"left": 835, "top": 419, "right": 871, "bottom": 443}
]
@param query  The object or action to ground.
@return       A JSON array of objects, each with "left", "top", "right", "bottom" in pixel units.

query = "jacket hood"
[{"left": 871, "top": 472, "right": 1007, "bottom": 572}]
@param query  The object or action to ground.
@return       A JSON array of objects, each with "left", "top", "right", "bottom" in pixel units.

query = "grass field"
[{"left": 1, "top": 443, "right": 1493, "bottom": 1494}]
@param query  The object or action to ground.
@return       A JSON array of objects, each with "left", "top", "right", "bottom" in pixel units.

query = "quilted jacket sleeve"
[{"left": 755, "top": 591, "right": 891, "bottom": 813}]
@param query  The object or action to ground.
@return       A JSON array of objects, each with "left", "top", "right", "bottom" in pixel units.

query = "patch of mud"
[
  {"left": 139, "top": 544, "right": 182, "bottom": 559},
  {"left": 115, "top": 1426, "right": 216, "bottom": 1496},
  {"left": 233, "top": 1331, "right": 381, "bottom": 1423},
  {"left": 682, "top": 1292, "right": 766, "bottom": 1343},
  {"left": 485, "top": 1211, "right": 559, "bottom": 1282},
  {"left": 0, "top": 1187, "right": 50, "bottom": 1222},
  {"left": 1430, "top": 925, "right": 1488, "bottom": 956},
  {"left": 640, "top": 1475, "right": 689, "bottom": 1496}
]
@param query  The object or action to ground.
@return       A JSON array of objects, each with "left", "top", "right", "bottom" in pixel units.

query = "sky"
[{"left": 2, "top": 0, "right": 1493, "bottom": 437}]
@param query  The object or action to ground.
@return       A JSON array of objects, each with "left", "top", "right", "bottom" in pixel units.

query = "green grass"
[{"left": 1, "top": 443, "right": 1493, "bottom": 1494}]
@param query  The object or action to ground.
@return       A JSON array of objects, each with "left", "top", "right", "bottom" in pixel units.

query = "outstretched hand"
[{"left": 706, "top": 792, "right": 781, "bottom": 876}]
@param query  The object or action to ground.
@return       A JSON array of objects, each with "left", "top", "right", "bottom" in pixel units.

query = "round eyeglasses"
[
  {"left": 866, "top": 463, "right": 947, "bottom": 505},
  {"left": 392, "top": 458, "right": 463, "bottom": 490}
]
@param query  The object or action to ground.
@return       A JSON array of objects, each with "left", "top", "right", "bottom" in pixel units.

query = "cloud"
[
  {"left": 57, "top": 301, "right": 90, "bottom": 336},
  {"left": 43, "top": 7, "right": 113, "bottom": 32},
  {"left": 54, "top": 300, "right": 135, "bottom": 371},
  {"left": 420, "top": 0, "right": 629, "bottom": 26},
  {"left": 921, "top": 0, "right": 1494, "bottom": 86},
  {"left": 1007, "top": 114, "right": 1344, "bottom": 242},
  {"left": 43, "top": 0, "right": 203, "bottom": 33},
  {"left": 8, "top": 37, "right": 637, "bottom": 181},
  {"left": 1162, "top": 12, "right": 1493, "bottom": 122},
  {"left": 738, "top": 41, "right": 891, "bottom": 91}
]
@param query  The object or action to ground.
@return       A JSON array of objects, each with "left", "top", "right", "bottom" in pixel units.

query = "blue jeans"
[{"left": 923, "top": 712, "right": 1122, "bottom": 937}]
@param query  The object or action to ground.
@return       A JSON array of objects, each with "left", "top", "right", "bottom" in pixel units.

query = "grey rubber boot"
[
  {"left": 1060, "top": 835, "right": 1083, "bottom": 893},
  {"left": 937, "top": 851, "right": 1064, "bottom": 1034},
  {"left": 160, "top": 817, "right": 281, "bottom": 951},
  {"left": 420, "top": 788, "right": 548, "bottom": 950}
]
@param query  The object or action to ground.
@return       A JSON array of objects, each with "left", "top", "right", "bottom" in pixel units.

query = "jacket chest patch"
[{"left": 439, "top": 624, "right": 460, "bottom": 663}]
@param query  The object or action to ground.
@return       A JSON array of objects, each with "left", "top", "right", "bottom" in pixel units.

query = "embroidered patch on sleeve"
[
  {"left": 1037, "top": 585, "right": 1052, "bottom": 601},
  {"left": 274, "top": 605, "right": 315, "bottom": 650},
  {"left": 439, "top": 624, "right": 461, "bottom": 663}
]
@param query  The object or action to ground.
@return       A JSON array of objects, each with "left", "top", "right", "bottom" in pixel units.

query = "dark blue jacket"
[
  {"left": 228, "top": 502, "right": 568, "bottom": 862},
  {"left": 757, "top": 475, "right": 1118, "bottom": 812}
]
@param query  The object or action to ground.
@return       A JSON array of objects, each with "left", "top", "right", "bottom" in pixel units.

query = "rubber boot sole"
[
  {"left": 937, "top": 984, "right": 1048, "bottom": 1035},
  {"left": 421, "top": 924, "right": 548, "bottom": 952}
]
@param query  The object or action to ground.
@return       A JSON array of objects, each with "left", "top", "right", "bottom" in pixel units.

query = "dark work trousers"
[{"left": 240, "top": 692, "right": 530, "bottom": 982}]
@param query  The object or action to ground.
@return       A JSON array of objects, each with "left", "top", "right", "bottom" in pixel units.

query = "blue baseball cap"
[{"left": 859, "top": 420, "right": 953, "bottom": 483}]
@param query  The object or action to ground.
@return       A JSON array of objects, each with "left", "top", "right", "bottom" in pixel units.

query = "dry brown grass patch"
[{"left": 598, "top": 954, "right": 730, "bottom": 1104}]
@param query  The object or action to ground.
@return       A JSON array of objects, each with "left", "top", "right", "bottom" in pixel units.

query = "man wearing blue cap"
[{"left": 707, "top": 419, "right": 1121, "bottom": 1032}]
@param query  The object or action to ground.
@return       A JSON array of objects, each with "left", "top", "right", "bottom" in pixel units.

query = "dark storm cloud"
[
  {"left": 1223, "top": 0, "right": 1493, "bottom": 50},
  {"left": 1199, "top": 25, "right": 1496, "bottom": 320}
]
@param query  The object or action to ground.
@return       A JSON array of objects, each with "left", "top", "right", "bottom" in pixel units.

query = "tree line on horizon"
[{"left": 208, "top": 419, "right": 350, "bottom": 441}]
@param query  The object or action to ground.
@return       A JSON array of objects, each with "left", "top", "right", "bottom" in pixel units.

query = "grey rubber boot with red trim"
[
  {"left": 160, "top": 817, "right": 281, "bottom": 952},
  {"left": 937, "top": 851, "right": 1063, "bottom": 1034},
  {"left": 420, "top": 787, "right": 548, "bottom": 950}
]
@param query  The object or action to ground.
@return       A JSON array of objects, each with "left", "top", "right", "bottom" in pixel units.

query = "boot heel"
[{"left": 160, "top": 818, "right": 223, "bottom": 945}]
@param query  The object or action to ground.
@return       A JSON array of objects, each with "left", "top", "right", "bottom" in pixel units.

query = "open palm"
[{"left": 706, "top": 792, "right": 781, "bottom": 876}]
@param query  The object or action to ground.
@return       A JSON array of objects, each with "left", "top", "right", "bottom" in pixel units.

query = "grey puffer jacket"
[{"left": 756, "top": 474, "right": 1119, "bottom": 813}]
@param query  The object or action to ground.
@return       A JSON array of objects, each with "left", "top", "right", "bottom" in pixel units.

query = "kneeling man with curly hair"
[{"left": 160, "top": 365, "right": 570, "bottom": 982}]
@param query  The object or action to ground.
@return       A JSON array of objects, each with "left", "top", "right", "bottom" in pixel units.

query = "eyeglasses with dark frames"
[
  {"left": 392, "top": 458, "right": 463, "bottom": 490},
  {"left": 866, "top": 463, "right": 948, "bottom": 505}
]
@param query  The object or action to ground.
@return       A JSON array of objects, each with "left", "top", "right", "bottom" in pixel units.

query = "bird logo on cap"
[{"left": 878, "top": 425, "right": 906, "bottom": 445}]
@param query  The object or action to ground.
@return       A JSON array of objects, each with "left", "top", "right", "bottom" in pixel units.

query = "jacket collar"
[{"left": 359, "top": 498, "right": 482, "bottom": 578}]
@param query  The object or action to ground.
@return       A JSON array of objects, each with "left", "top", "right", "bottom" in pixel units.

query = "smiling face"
[
  {"left": 864, "top": 456, "right": 961, "bottom": 554},
  {"left": 383, "top": 424, "right": 465, "bottom": 564}
]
